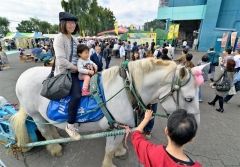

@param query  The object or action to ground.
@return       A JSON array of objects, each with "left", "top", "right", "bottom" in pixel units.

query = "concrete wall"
[
  {"left": 198, "top": 0, "right": 223, "bottom": 51},
  {"left": 168, "top": 0, "right": 207, "bottom": 7},
  {"left": 157, "top": 5, "right": 206, "bottom": 20},
  {"left": 217, "top": 0, "right": 240, "bottom": 30}
]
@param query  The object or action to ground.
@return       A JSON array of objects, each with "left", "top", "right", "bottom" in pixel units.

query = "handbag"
[
  {"left": 216, "top": 71, "right": 231, "bottom": 92},
  {"left": 41, "top": 38, "right": 74, "bottom": 100}
]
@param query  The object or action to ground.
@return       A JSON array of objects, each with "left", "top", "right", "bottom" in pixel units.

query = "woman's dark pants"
[
  {"left": 144, "top": 103, "right": 158, "bottom": 132},
  {"left": 68, "top": 73, "right": 82, "bottom": 124}
]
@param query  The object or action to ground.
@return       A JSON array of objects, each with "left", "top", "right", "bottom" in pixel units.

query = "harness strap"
[
  {"left": 90, "top": 74, "right": 116, "bottom": 128},
  {"left": 122, "top": 61, "right": 147, "bottom": 112}
]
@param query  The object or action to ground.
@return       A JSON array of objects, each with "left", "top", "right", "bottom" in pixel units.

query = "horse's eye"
[{"left": 185, "top": 97, "right": 193, "bottom": 102}]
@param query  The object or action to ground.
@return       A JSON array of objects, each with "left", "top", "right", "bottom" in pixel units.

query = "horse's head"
[
  {"left": 129, "top": 58, "right": 207, "bottom": 125},
  {"left": 159, "top": 64, "right": 208, "bottom": 125}
]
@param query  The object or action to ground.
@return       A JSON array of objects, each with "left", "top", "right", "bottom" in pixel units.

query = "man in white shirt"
[
  {"left": 166, "top": 44, "right": 175, "bottom": 59},
  {"left": 182, "top": 40, "right": 187, "bottom": 49},
  {"left": 153, "top": 45, "right": 161, "bottom": 59},
  {"left": 119, "top": 42, "right": 126, "bottom": 59}
]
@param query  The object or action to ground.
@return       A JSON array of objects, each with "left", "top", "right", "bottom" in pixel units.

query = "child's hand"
[
  {"left": 89, "top": 70, "right": 94, "bottom": 75},
  {"left": 143, "top": 110, "right": 153, "bottom": 122}
]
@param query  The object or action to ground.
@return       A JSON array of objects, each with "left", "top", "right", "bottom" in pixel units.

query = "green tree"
[
  {"left": 144, "top": 19, "right": 165, "bottom": 31},
  {"left": 61, "top": 0, "right": 116, "bottom": 36},
  {"left": 38, "top": 21, "right": 52, "bottom": 34},
  {"left": 16, "top": 18, "right": 58, "bottom": 34},
  {"left": 0, "top": 17, "right": 10, "bottom": 36},
  {"left": 16, "top": 20, "right": 36, "bottom": 33},
  {"left": 50, "top": 24, "right": 59, "bottom": 34}
]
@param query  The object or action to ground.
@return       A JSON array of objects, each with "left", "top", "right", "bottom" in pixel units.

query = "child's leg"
[{"left": 81, "top": 75, "right": 91, "bottom": 90}]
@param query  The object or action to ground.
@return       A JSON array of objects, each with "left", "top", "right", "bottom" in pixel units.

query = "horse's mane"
[
  {"left": 102, "top": 66, "right": 120, "bottom": 86},
  {"left": 128, "top": 58, "right": 177, "bottom": 90},
  {"left": 102, "top": 58, "right": 177, "bottom": 89}
]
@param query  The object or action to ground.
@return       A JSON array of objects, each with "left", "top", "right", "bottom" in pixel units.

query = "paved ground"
[{"left": 1, "top": 51, "right": 240, "bottom": 167}]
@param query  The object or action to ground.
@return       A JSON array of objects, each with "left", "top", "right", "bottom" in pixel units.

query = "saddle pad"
[{"left": 47, "top": 75, "right": 105, "bottom": 123}]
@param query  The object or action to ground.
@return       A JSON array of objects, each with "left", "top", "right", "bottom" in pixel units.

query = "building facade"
[{"left": 157, "top": 0, "right": 240, "bottom": 51}]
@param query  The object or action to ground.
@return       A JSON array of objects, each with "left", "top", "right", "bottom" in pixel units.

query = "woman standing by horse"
[{"left": 53, "top": 12, "right": 80, "bottom": 139}]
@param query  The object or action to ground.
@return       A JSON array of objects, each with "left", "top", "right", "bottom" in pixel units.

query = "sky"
[{"left": 0, "top": 0, "right": 159, "bottom": 31}]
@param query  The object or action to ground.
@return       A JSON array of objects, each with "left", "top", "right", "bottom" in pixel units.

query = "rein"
[
  {"left": 158, "top": 67, "right": 192, "bottom": 113},
  {"left": 121, "top": 61, "right": 192, "bottom": 118}
]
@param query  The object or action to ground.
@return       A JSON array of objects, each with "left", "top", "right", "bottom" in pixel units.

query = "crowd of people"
[{"left": 2, "top": 11, "right": 240, "bottom": 167}]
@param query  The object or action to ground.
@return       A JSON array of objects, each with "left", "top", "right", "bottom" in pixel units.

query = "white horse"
[{"left": 11, "top": 58, "right": 202, "bottom": 167}]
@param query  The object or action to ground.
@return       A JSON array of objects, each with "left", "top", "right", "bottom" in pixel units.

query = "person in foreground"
[{"left": 131, "top": 109, "right": 202, "bottom": 167}]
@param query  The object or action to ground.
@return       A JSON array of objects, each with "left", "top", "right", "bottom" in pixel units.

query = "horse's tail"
[{"left": 10, "top": 106, "right": 30, "bottom": 147}]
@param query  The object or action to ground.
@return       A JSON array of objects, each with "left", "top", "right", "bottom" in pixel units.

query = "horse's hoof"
[
  {"left": 47, "top": 144, "right": 62, "bottom": 157},
  {"left": 21, "top": 147, "right": 32, "bottom": 153}
]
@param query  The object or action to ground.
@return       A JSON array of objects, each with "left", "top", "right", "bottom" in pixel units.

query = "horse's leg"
[
  {"left": 49, "top": 125, "right": 62, "bottom": 139},
  {"left": 102, "top": 136, "right": 124, "bottom": 167},
  {"left": 31, "top": 114, "right": 62, "bottom": 157},
  {"left": 114, "top": 142, "right": 127, "bottom": 158}
]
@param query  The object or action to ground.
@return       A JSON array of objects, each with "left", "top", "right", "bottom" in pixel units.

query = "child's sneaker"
[
  {"left": 82, "top": 89, "right": 90, "bottom": 96},
  {"left": 65, "top": 124, "right": 81, "bottom": 140}
]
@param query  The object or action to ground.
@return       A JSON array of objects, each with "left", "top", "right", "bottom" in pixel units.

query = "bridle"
[
  {"left": 123, "top": 63, "right": 192, "bottom": 117},
  {"left": 158, "top": 67, "right": 192, "bottom": 115}
]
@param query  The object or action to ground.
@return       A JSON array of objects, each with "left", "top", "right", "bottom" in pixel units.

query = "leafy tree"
[
  {"left": 16, "top": 20, "right": 36, "bottom": 33},
  {"left": 144, "top": 19, "right": 165, "bottom": 31},
  {"left": 49, "top": 24, "right": 59, "bottom": 34},
  {"left": 61, "top": 0, "right": 116, "bottom": 36},
  {"left": 16, "top": 18, "right": 58, "bottom": 34},
  {"left": 0, "top": 17, "right": 10, "bottom": 36}
]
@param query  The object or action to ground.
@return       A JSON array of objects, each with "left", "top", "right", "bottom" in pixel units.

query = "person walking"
[
  {"left": 208, "top": 59, "right": 236, "bottom": 112},
  {"left": 103, "top": 43, "right": 111, "bottom": 69},
  {"left": 119, "top": 42, "right": 126, "bottom": 60}
]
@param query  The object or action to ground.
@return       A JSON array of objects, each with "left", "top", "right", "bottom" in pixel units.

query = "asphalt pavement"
[{"left": 1, "top": 50, "right": 240, "bottom": 167}]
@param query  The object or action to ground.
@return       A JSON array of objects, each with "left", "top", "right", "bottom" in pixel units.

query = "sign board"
[
  {"left": 221, "top": 32, "right": 229, "bottom": 48},
  {"left": 167, "top": 24, "right": 180, "bottom": 40},
  {"left": 127, "top": 33, "right": 156, "bottom": 45},
  {"left": 231, "top": 32, "right": 238, "bottom": 47},
  {"left": 236, "top": 38, "right": 240, "bottom": 50}
]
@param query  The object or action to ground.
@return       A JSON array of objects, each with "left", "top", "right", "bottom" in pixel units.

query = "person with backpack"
[{"left": 208, "top": 59, "right": 236, "bottom": 112}]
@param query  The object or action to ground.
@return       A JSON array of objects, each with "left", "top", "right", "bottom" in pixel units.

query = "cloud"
[
  {"left": 0, "top": 0, "right": 159, "bottom": 31},
  {"left": 0, "top": 0, "right": 63, "bottom": 31},
  {"left": 98, "top": 0, "right": 159, "bottom": 26}
]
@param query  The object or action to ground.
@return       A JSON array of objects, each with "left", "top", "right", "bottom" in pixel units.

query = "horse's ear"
[{"left": 179, "top": 67, "right": 188, "bottom": 80}]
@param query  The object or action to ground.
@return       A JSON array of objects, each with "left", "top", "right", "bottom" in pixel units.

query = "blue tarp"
[{"left": 47, "top": 76, "right": 105, "bottom": 123}]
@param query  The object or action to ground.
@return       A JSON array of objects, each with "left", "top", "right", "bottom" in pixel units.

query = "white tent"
[{"left": 43, "top": 34, "right": 58, "bottom": 39}]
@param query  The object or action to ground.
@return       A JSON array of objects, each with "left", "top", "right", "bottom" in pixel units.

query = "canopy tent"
[
  {"left": 3, "top": 32, "right": 26, "bottom": 40},
  {"left": 4, "top": 32, "right": 47, "bottom": 40},
  {"left": 22, "top": 32, "right": 46, "bottom": 39},
  {"left": 43, "top": 34, "right": 58, "bottom": 39}
]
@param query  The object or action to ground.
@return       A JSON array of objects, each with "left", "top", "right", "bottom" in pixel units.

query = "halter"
[
  {"left": 121, "top": 60, "right": 192, "bottom": 117},
  {"left": 158, "top": 67, "right": 192, "bottom": 115}
]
